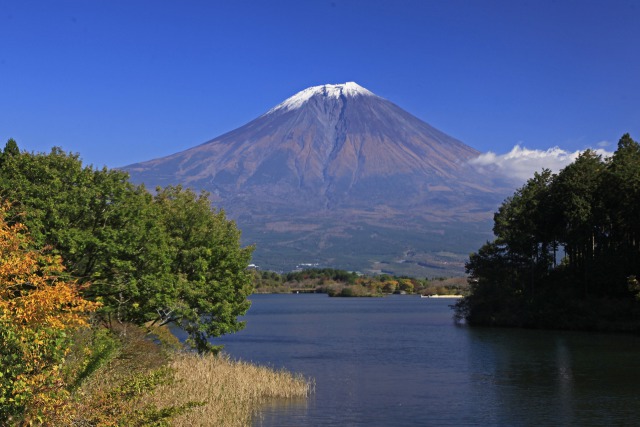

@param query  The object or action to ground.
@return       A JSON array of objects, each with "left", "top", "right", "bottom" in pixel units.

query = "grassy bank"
[
  {"left": 66, "top": 324, "right": 312, "bottom": 426},
  {"left": 149, "top": 353, "right": 313, "bottom": 427}
]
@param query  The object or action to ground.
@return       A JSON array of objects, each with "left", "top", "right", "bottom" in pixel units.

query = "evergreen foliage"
[{"left": 455, "top": 134, "right": 640, "bottom": 330}]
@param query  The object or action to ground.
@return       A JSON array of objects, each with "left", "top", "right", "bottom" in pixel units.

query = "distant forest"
[
  {"left": 251, "top": 267, "right": 467, "bottom": 297},
  {"left": 455, "top": 134, "right": 640, "bottom": 331}
]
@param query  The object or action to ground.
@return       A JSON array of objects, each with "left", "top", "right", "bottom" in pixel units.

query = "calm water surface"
[{"left": 174, "top": 294, "right": 640, "bottom": 426}]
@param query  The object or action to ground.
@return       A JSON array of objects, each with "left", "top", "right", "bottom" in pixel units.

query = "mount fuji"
[{"left": 124, "top": 82, "right": 511, "bottom": 275}]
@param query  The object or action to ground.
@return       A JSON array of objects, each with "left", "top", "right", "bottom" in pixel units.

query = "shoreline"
[{"left": 421, "top": 294, "right": 464, "bottom": 298}]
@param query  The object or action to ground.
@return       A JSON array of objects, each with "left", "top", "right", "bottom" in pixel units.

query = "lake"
[{"left": 172, "top": 293, "right": 640, "bottom": 426}]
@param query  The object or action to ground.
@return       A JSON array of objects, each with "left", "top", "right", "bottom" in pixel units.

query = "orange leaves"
[
  {"left": 0, "top": 202, "right": 99, "bottom": 330},
  {"left": 0, "top": 201, "right": 100, "bottom": 422}
]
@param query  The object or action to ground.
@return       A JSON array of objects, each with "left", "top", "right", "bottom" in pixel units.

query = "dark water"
[{"left": 172, "top": 294, "right": 640, "bottom": 426}]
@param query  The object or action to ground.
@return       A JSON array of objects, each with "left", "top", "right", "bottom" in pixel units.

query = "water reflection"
[
  {"left": 254, "top": 396, "right": 312, "bottom": 427},
  {"left": 466, "top": 327, "right": 640, "bottom": 426}
]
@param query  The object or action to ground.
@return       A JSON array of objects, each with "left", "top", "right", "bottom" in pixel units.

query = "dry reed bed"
[{"left": 149, "top": 353, "right": 313, "bottom": 427}]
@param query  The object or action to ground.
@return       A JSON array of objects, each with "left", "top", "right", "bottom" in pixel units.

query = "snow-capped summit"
[{"left": 268, "top": 82, "right": 376, "bottom": 114}]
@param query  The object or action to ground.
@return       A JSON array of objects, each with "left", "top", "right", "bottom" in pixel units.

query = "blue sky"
[{"left": 2, "top": 0, "right": 639, "bottom": 172}]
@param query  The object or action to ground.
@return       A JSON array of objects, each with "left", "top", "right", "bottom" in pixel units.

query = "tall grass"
[
  {"left": 66, "top": 324, "right": 312, "bottom": 426},
  {"left": 149, "top": 352, "right": 313, "bottom": 427},
  {"left": 68, "top": 324, "right": 176, "bottom": 425}
]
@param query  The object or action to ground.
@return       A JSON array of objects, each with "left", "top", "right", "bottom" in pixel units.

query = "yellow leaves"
[
  {"left": 0, "top": 201, "right": 100, "bottom": 422},
  {"left": 0, "top": 203, "right": 100, "bottom": 330}
]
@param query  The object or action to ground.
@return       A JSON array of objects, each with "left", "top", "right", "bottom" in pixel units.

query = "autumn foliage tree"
[{"left": 0, "top": 202, "right": 99, "bottom": 424}]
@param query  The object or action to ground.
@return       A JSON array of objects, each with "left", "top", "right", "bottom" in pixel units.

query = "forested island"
[
  {"left": 455, "top": 134, "right": 640, "bottom": 332},
  {"left": 0, "top": 140, "right": 310, "bottom": 424}
]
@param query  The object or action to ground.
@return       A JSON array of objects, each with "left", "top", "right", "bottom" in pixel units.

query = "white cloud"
[{"left": 469, "top": 145, "right": 613, "bottom": 183}]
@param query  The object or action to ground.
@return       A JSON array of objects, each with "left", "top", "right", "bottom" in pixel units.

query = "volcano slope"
[{"left": 124, "top": 82, "right": 510, "bottom": 276}]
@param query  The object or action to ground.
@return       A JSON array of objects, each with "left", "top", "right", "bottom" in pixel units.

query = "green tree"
[
  {"left": 455, "top": 240, "right": 524, "bottom": 325},
  {"left": 0, "top": 138, "right": 20, "bottom": 166},
  {"left": 492, "top": 169, "right": 555, "bottom": 296},
  {"left": 550, "top": 150, "right": 605, "bottom": 295},
  {"left": 152, "top": 186, "right": 254, "bottom": 353},
  {"left": 0, "top": 142, "right": 254, "bottom": 353},
  {"left": 600, "top": 133, "right": 640, "bottom": 290}
]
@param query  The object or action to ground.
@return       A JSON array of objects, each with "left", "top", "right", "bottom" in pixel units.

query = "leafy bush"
[{"left": 0, "top": 202, "right": 99, "bottom": 423}]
